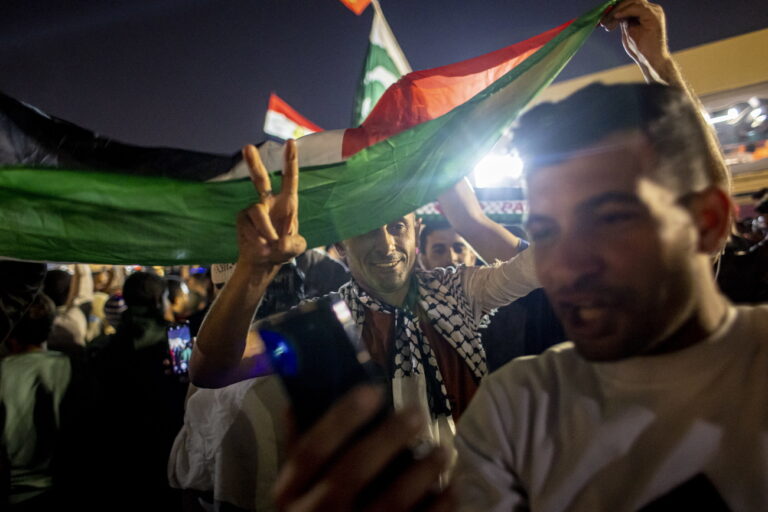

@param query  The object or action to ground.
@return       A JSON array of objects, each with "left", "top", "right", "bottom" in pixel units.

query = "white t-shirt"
[
  {"left": 168, "top": 376, "right": 288, "bottom": 512},
  {"left": 454, "top": 304, "right": 768, "bottom": 512}
]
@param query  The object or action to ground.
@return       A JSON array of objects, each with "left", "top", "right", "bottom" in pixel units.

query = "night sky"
[{"left": 2, "top": 0, "right": 767, "bottom": 154}]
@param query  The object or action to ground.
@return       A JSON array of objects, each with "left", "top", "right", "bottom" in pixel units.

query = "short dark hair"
[
  {"left": 419, "top": 219, "right": 453, "bottom": 252},
  {"left": 44, "top": 269, "right": 72, "bottom": 307},
  {"left": 9, "top": 292, "right": 56, "bottom": 346},
  {"left": 515, "top": 82, "right": 716, "bottom": 194},
  {"left": 123, "top": 272, "right": 166, "bottom": 313}
]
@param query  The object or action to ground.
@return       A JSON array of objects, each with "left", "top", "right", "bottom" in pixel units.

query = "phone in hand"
[
  {"left": 258, "top": 295, "right": 386, "bottom": 433},
  {"left": 166, "top": 323, "right": 193, "bottom": 376}
]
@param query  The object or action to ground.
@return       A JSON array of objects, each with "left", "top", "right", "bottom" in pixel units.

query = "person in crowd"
[
  {"left": 43, "top": 265, "right": 91, "bottom": 354},
  {"left": 103, "top": 292, "right": 127, "bottom": 333},
  {"left": 167, "top": 276, "right": 192, "bottom": 323},
  {"left": 262, "top": 2, "right": 754, "bottom": 511},
  {"left": 88, "top": 271, "right": 187, "bottom": 509},
  {"left": 419, "top": 220, "right": 478, "bottom": 270},
  {"left": 191, "top": 138, "right": 538, "bottom": 456},
  {"left": 0, "top": 292, "right": 89, "bottom": 510},
  {"left": 88, "top": 265, "right": 126, "bottom": 338}
]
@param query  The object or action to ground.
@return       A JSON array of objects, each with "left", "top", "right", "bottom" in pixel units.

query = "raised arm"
[
  {"left": 602, "top": 0, "right": 730, "bottom": 190},
  {"left": 437, "top": 178, "right": 523, "bottom": 264},
  {"left": 190, "top": 140, "right": 306, "bottom": 388}
]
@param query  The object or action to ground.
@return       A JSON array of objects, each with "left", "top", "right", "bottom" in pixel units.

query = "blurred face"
[
  {"left": 422, "top": 228, "right": 477, "bottom": 269},
  {"left": 526, "top": 132, "right": 701, "bottom": 361},
  {"left": 341, "top": 215, "right": 419, "bottom": 305}
]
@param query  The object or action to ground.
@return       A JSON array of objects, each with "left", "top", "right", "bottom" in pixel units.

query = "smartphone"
[
  {"left": 258, "top": 295, "right": 386, "bottom": 433},
  {"left": 260, "top": 296, "right": 435, "bottom": 505},
  {"left": 167, "top": 323, "right": 193, "bottom": 376}
]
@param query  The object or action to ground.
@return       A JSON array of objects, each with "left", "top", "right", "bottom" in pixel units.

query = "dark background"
[{"left": 1, "top": 0, "right": 766, "bottom": 153}]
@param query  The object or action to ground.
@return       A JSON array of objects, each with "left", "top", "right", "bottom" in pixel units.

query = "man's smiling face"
[{"left": 340, "top": 214, "right": 420, "bottom": 305}]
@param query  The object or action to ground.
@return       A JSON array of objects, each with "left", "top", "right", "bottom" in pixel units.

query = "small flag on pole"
[
  {"left": 339, "top": 0, "right": 371, "bottom": 15},
  {"left": 263, "top": 93, "right": 323, "bottom": 141},
  {"left": 352, "top": 1, "right": 411, "bottom": 126}
]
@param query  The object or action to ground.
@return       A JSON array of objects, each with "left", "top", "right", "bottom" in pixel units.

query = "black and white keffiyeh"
[{"left": 334, "top": 266, "right": 488, "bottom": 418}]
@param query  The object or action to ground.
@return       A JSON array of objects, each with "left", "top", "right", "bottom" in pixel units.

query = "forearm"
[
  {"left": 439, "top": 178, "right": 522, "bottom": 262},
  {"left": 464, "top": 248, "right": 540, "bottom": 319},
  {"left": 191, "top": 261, "right": 278, "bottom": 387},
  {"left": 644, "top": 57, "right": 731, "bottom": 191},
  {"left": 460, "top": 218, "right": 523, "bottom": 264}
]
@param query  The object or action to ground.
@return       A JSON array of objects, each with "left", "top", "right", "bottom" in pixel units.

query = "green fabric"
[{"left": 0, "top": 0, "right": 614, "bottom": 265}]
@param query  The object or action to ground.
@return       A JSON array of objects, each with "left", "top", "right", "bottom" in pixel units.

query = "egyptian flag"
[
  {"left": 263, "top": 93, "right": 323, "bottom": 141},
  {"left": 0, "top": 0, "right": 617, "bottom": 265}
]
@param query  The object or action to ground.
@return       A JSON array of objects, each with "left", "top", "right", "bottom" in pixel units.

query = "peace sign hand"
[{"left": 236, "top": 139, "right": 307, "bottom": 270}]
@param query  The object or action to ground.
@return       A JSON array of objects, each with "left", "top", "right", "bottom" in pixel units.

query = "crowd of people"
[{"left": 2, "top": 1, "right": 768, "bottom": 511}]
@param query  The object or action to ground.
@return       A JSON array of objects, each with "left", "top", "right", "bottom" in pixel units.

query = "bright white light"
[
  {"left": 752, "top": 114, "right": 766, "bottom": 128},
  {"left": 709, "top": 107, "right": 741, "bottom": 124},
  {"left": 473, "top": 153, "right": 524, "bottom": 188},
  {"left": 750, "top": 107, "right": 763, "bottom": 119}
]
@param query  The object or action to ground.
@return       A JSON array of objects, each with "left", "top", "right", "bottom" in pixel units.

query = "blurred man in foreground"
[{"left": 265, "top": 2, "right": 766, "bottom": 511}]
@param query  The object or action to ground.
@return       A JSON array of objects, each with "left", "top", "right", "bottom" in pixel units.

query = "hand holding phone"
[{"left": 272, "top": 386, "right": 453, "bottom": 512}]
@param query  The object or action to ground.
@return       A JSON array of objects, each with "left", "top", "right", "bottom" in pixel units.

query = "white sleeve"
[
  {"left": 462, "top": 247, "right": 540, "bottom": 322},
  {"left": 454, "top": 378, "right": 528, "bottom": 512}
]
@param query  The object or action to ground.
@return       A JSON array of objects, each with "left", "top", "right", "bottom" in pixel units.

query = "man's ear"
[{"left": 689, "top": 186, "right": 733, "bottom": 255}]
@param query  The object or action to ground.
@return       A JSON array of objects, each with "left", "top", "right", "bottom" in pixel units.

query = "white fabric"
[
  {"left": 168, "top": 376, "right": 288, "bottom": 512},
  {"left": 52, "top": 305, "right": 87, "bottom": 346},
  {"left": 454, "top": 304, "right": 768, "bottom": 512},
  {"left": 462, "top": 247, "right": 540, "bottom": 325}
]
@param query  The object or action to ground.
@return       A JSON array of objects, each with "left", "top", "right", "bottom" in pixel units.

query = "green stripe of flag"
[
  {"left": 352, "top": 43, "right": 403, "bottom": 125},
  {"left": 0, "top": 0, "right": 614, "bottom": 265},
  {"left": 352, "top": 7, "right": 411, "bottom": 126}
]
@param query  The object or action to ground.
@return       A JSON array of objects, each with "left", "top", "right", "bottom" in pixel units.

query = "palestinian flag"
[
  {"left": 0, "top": 0, "right": 617, "bottom": 265},
  {"left": 263, "top": 93, "right": 323, "bottom": 141},
  {"left": 351, "top": 2, "right": 411, "bottom": 126}
]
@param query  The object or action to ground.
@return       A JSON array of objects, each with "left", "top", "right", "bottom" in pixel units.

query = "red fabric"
[
  {"left": 341, "top": 20, "right": 572, "bottom": 158},
  {"left": 267, "top": 93, "right": 323, "bottom": 132},
  {"left": 339, "top": 0, "right": 371, "bottom": 15}
]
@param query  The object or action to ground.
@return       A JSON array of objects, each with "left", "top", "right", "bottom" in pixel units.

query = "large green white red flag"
[
  {"left": 351, "top": 1, "right": 411, "bottom": 126},
  {"left": 0, "top": 0, "right": 617, "bottom": 264}
]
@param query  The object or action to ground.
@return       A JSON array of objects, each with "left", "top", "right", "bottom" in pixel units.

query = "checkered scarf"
[{"left": 336, "top": 267, "right": 488, "bottom": 418}]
